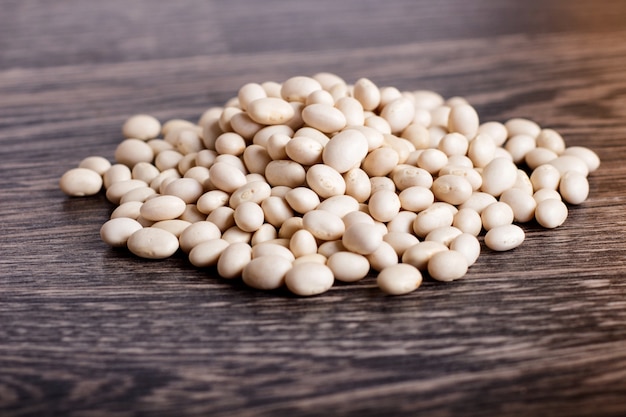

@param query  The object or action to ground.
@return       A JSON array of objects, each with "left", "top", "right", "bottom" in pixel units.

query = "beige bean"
[
  {"left": 247, "top": 97, "right": 295, "bottom": 125},
  {"left": 285, "top": 135, "right": 324, "bottom": 165},
  {"left": 425, "top": 226, "right": 463, "bottom": 246},
  {"left": 154, "top": 149, "right": 184, "bottom": 171},
  {"left": 342, "top": 210, "right": 375, "bottom": 229},
  {"left": 285, "top": 187, "right": 321, "bottom": 213},
  {"left": 481, "top": 157, "right": 518, "bottom": 197},
  {"left": 450, "top": 233, "right": 480, "bottom": 266},
  {"left": 467, "top": 133, "right": 496, "bottom": 168},
  {"left": 362, "top": 147, "right": 399, "bottom": 177},
  {"left": 242, "top": 255, "right": 292, "bottom": 290},
  {"left": 458, "top": 192, "right": 497, "bottom": 214},
  {"left": 353, "top": 78, "right": 381, "bottom": 111},
  {"left": 249, "top": 224, "right": 276, "bottom": 246},
  {"left": 322, "top": 129, "right": 369, "bottom": 173},
  {"left": 536, "top": 128, "right": 565, "bottom": 154},
  {"left": 230, "top": 112, "right": 263, "bottom": 140},
  {"left": 302, "top": 210, "right": 345, "bottom": 241},
  {"left": 438, "top": 133, "right": 469, "bottom": 156},
  {"left": 281, "top": 76, "right": 322, "bottom": 103},
  {"left": 364, "top": 115, "right": 392, "bottom": 134},
  {"left": 208, "top": 161, "right": 247, "bottom": 193},
  {"left": 306, "top": 89, "right": 335, "bottom": 106},
  {"left": 229, "top": 180, "right": 272, "bottom": 209},
  {"left": 317, "top": 240, "right": 346, "bottom": 258},
  {"left": 127, "top": 227, "right": 179, "bottom": 259},
  {"left": 188, "top": 238, "right": 230, "bottom": 267},
  {"left": 499, "top": 188, "right": 537, "bottom": 223},
  {"left": 432, "top": 175, "right": 473, "bottom": 205},
  {"left": 377, "top": 264, "right": 422, "bottom": 295},
  {"left": 448, "top": 104, "right": 479, "bottom": 139},
  {"left": 533, "top": 188, "right": 562, "bottom": 204},
  {"left": 253, "top": 125, "right": 294, "bottom": 147},
  {"left": 285, "top": 262, "right": 334, "bottom": 296},
  {"left": 140, "top": 195, "right": 186, "bottom": 221},
  {"left": 413, "top": 204, "right": 454, "bottom": 238},
  {"left": 100, "top": 217, "right": 143, "bottom": 247},
  {"left": 343, "top": 167, "right": 372, "bottom": 203},
  {"left": 398, "top": 186, "right": 434, "bottom": 212},
  {"left": 380, "top": 97, "right": 415, "bottom": 133},
  {"left": 278, "top": 216, "right": 304, "bottom": 239},
  {"left": 162, "top": 178, "right": 204, "bottom": 204},
  {"left": 559, "top": 171, "right": 589, "bottom": 205},
  {"left": 179, "top": 221, "right": 222, "bottom": 253},
  {"left": 222, "top": 225, "right": 252, "bottom": 244},
  {"left": 301, "top": 103, "right": 347, "bottom": 133},
  {"left": 78, "top": 156, "right": 111, "bottom": 176},
  {"left": 392, "top": 165, "right": 433, "bottom": 190},
  {"left": 505, "top": 118, "right": 541, "bottom": 138},
  {"left": 317, "top": 195, "right": 360, "bottom": 218},
  {"left": 402, "top": 241, "right": 448, "bottom": 270},
  {"left": 505, "top": 134, "right": 536, "bottom": 164},
  {"left": 416, "top": 148, "right": 448, "bottom": 175},
  {"left": 122, "top": 114, "right": 161, "bottom": 140},
  {"left": 336, "top": 96, "right": 365, "bottom": 127},
  {"left": 261, "top": 196, "right": 294, "bottom": 228},
  {"left": 289, "top": 229, "right": 318, "bottom": 258},
  {"left": 386, "top": 211, "right": 417, "bottom": 234},
  {"left": 383, "top": 232, "right": 419, "bottom": 257},
  {"left": 197, "top": 190, "right": 229, "bottom": 214},
  {"left": 111, "top": 201, "right": 143, "bottom": 219},
  {"left": 535, "top": 199, "right": 568, "bottom": 228},
  {"left": 328, "top": 251, "right": 371, "bottom": 283},
  {"left": 265, "top": 160, "right": 306, "bottom": 188},
  {"left": 115, "top": 139, "right": 155, "bottom": 167},
  {"left": 341, "top": 222, "right": 383, "bottom": 255},
  {"left": 103, "top": 164, "right": 132, "bottom": 188},
  {"left": 238, "top": 83, "right": 267, "bottom": 111},
  {"left": 252, "top": 242, "right": 295, "bottom": 261},
  {"left": 428, "top": 250, "right": 468, "bottom": 282},
  {"left": 233, "top": 201, "right": 265, "bottom": 232},
  {"left": 525, "top": 148, "right": 558, "bottom": 170},
  {"left": 478, "top": 121, "right": 508, "bottom": 147},
  {"left": 217, "top": 242, "right": 252, "bottom": 278},
  {"left": 59, "top": 168, "right": 103, "bottom": 197},
  {"left": 562, "top": 146, "right": 600, "bottom": 172},
  {"left": 452, "top": 208, "right": 482, "bottom": 236},
  {"left": 549, "top": 155, "right": 589, "bottom": 177},
  {"left": 105, "top": 179, "right": 148, "bottom": 204},
  {"left": 401, "top": 123, "right": 430, "bottom": 150},
  {"left": 484, "top": 224, "right": 525, "bottom": 251},
  {"left": 206, "top": 206, "right": 235, "bottom": 232},
  {"left": 368, "top": 189, "right": 401, "bottom": 223},
  {"left": 366, "top": 241, "right": 399, "bottom": 272},
  {"left": 152, "top": 219, "right": 192, "bottom": 237},
  {"left": 306, "top": 164, "right": 346, "bottom": 198},
  {"left": 350, "top": 125, "right": 385, "bottom": 151},
  {"left": 481, "top": 202, "right": 514, "bottom": 231},
  {"left": 530, "top": 164, "right": 561, "bottom": 191}
]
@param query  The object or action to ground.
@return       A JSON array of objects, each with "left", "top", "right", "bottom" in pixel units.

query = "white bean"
[
  {"left": 217, "top": 242, "right": 252, "bottom": 278},
  {"left": 484, "top": 224, "right": 525, "bottom": 251},
  {"left": 559, "top": 171, "right": 589, "bottom": 205},
  {"left": 100, "top": 217, "right": 143, "bottom": 247},
  {"left": 60, "top": 168, "right": 103, "bottom": 197},
  {"left": 327, "top": 252, "right": 371, "bottom": 283},
  {"left": 377, "top": 264, "right": 422, "bottom": 295},
  {"left": 535, "top": 198, "right": 568, "bottom": 228},
  {"left": 428, "top": 250, "right": 468, "bottom": 282},
  {"left": 285, "top": 262, "right": 334, "bottom": 296},
  {"left": 127, "top": 227, "right": 179, "bottom": 259},
  {"left": 242, "top": 255, "right": 292, "bottom": 290}
]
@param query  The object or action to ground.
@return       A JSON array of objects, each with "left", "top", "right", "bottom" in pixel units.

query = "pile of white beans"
[{"left": 60, "top": 73, "right": 600, "bottom": 296}]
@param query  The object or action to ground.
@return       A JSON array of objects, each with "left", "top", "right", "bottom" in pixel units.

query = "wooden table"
[{"left": 2, "top": 1, "right": 626, "bottom": 416}]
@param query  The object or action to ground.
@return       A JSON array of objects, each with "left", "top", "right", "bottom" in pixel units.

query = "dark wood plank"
[{"left": 2, "top": 1, "right": 626, "bottom": 416}]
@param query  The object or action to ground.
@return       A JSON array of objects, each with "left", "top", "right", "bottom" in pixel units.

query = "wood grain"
[{"left": 2, "top": 1, "right": 626, "bottom": 416}]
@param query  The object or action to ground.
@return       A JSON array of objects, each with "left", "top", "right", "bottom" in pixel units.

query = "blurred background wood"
[{"left": 1, "top": 1, "right": 626, "bottom": 416}]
